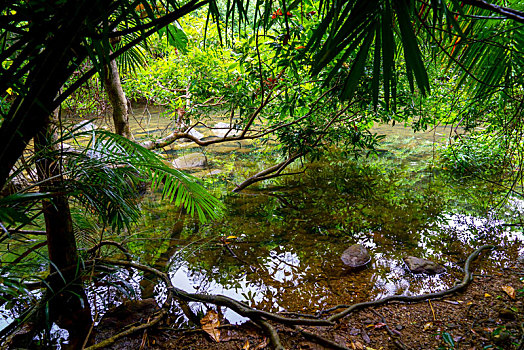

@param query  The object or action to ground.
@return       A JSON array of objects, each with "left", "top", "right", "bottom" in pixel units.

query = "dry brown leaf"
[
  {"left": 200, "top": 309, "right": 221, "bottom": 342},
  {"left": 423, "top": 322, "right": 433, "bottom": 331},
  {"left": 242, "top": 339, "right": 250, "bottom": 349},
  {"left": 254, "top": 338, "right": 269, "bottom": 349},
  {"left": 353, "top": 341, "right": 365, "bottom": 350},
  {"left": 502, "top": 285, "right": 516, "bottom": 299},
  {"left": 484, "top": 293, "right": 491, "bottom": 297}
]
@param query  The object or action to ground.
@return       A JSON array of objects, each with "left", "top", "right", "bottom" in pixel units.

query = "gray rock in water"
[
  {"left": 341, "top": 244, "right": 371, "bottom": 267},
  {"left": 180, "top": 128, "right": 204, "bottom": 142},
  {"left": 403, "top": 256, "right": 446, "bottom": 274},
  {"left": 212, "top": 122, "right": 241, "bottom": 138},
  {"left": 74, "top": 120, "right": 98, "bottom": 132},
  {"left": 172, "top": 152, "right": 207, "bottom": 169}
]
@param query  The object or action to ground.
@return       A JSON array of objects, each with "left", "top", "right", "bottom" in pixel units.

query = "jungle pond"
[
  {"left": 2, "top": 115, "right": 524, "bottom": 338},
  {"left": 108, "top": 119, "right": 524, "bottom": 326}
]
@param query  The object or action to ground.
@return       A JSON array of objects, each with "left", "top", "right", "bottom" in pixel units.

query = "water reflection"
[
  {"left": 79, "top": 117, "right": 524, "bottom": 326},
  {"left": 139, "top": 167, "right": 524, "bottom": 325}
]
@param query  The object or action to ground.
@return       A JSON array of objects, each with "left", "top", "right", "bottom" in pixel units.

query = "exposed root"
[
  {"left": 293, "top": 325, "right": 351, "bottom": 350},
  {"left": 84, "top": 309, "right": 167, "bottom": 350},
  {"left": 324, "top": 245, "right": 495, "bottom": 322},
  {"left": 87, "top": 244, "right": 494, "bottom": 349},
  {"left": 255, "top": 319, "right": 284, "bottom": 350},
  {"left": 87, "top": 240, "right": 132, "bottom": 260}
]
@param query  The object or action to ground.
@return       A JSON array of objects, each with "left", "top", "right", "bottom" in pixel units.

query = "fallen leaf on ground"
[
  {"left": 200, "top": 309, "right": 221, "bottom": 342},
  {"left": 423, "top": 322, "right": 433, "bottom": 331},
  {"left": 484, "top": 293, "right": 491, "bottom": 297},
  {"left": 501, "top": 285, "right": 516, "bottom": 299},
  {"left": 353, "top": 340, "right": 365, "bottom": 349},
  {"left": 242, "top": 339, "right": 250, "bottom": 349},
  {"left": 254, "top": 338, "right": 269, "bottom": 349}
]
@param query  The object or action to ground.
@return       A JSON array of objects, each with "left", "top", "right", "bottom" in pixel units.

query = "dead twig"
[{"left": 371, "top": 310, "right": 410, "bottom": 350}]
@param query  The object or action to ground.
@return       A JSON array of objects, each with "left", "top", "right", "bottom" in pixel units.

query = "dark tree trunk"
[
  {"left": 103, "top": 58, "right": 133, "bottom": 139},
  {"left": 34, "top": 114, "right": 93, "bottom": 349}
]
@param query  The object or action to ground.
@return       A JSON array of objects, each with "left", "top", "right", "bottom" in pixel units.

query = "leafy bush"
[{"left": 439, "top": 134, "right": 508, "bottom": 177}]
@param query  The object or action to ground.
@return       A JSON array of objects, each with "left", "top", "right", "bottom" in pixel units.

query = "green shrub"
[{"left": 439, "top": 134, "right": 508, "bottom": 177}]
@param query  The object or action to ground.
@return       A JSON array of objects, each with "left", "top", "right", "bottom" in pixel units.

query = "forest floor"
[{"left": 97, "top": 254, "right": 524, "bottom": 350}]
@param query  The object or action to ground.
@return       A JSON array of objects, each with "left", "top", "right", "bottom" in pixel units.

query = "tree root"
[
  {"left": 293, "top": 325, "right": 351, "bottom": 350},
  {"left": 88, "top": 244, "right": 494, "bottom": 349},
  {"left": 255, "top": 319, "right": 284, "bottom": 350},
  {"left": 323, "top": 244, "right": 495, "bottom": 322},
  {"left": 84, "top": 309, "right": 167, "bottom": 350}
]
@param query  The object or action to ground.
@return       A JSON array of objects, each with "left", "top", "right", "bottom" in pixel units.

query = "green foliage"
[
  {"left": 439, "top": 134, "right": 508, "bottom": 177},
  {"left": 69, "top": 129, "right": 224, "bottom": 225},
  {"left": 436, "top": 331, "right": 456, "bottom": 349},
  {"left": 123, "top": 44, "right": 236, "bottom": 109}
]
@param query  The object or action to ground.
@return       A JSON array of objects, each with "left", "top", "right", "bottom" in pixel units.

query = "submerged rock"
[
  {"left": 403, "top": 256, "right": 446, "bottom": 274},
  {"left": 180, "top": 128, "right": 204, "bottom": 142},
  {"left": 212, "top": 122, "right": 241, "bottom": 138},
  {"left": 74, "top": 120, "right": 98, "bottom": 132},
  {"left": 341, "top": 244, "right": 371, "bottom": 267},
  {"left": 172, "top": 152, "right": 207, "bottom": 169}
]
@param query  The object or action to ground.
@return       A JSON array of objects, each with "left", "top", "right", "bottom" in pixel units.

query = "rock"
[
  {"left": 341, "top": 244, "right": 371, "bottom": 267},
  {"left": 212, "top": 122, "right": 241, "bottom": 138},
  {"left": 180, "top": 128, "right": 204, "bottom": 142},
  {"left": 172, "top": 152, "right": 207, "bottom": 169},
  {"left": 491, "top": 330, "right": 511, "bottom": 345},
  {"left": 403, "top": 256, "right": 446, "bottom": 274},
  {"left": 74, "top": 120, "right": 97, "bottom": 132},
  {"left": 498, "top": 308, "right": 516, "bottom": 320}
]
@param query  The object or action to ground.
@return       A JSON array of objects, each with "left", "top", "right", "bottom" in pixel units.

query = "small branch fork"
[{"left": 84, "top": 245, "right": 494, "bottom": 350}]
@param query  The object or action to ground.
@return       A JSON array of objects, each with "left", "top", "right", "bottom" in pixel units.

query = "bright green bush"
[{"left": 439, "top": 134, "right": 508, "bottom": 177}]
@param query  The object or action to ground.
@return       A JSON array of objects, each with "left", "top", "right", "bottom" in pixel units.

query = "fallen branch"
[{"left": 233, "top": 152, "right": 303, "bottom": 192}]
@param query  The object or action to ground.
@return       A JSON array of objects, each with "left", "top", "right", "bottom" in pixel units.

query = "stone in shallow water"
[
  {"left": 341, "top": 244, "right": 371, "bottom": 267},
  {"left": 180, "top": 128, "right": 204, "bottom": 142},
  {"left": 212, "top": 122, "right": 241, "bottom": 138},
  {"left": 172, "top": 152, "right": 207, "bottom": 169},
  {"left": 74, "top": 120, "right": 97, "bottom": 132},
  {"left": 403, "top": 256, "right": 446, "bottom": 274}
]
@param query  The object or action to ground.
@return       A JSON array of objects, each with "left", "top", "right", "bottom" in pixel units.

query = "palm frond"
[{"left": 85, "top": 130, "right": 224, "bottom": 224}]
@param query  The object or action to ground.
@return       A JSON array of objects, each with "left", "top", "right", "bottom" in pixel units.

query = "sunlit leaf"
[
  {"left": 502, "top": 285, "right": 516, "bottom": 299},
  {"left": 200, "top": 309, "right": 221, "bottom": 342}
]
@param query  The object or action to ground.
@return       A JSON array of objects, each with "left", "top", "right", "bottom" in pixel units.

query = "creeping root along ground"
[{"left": 85, "top": 244, "right": 496, "bottom": 350}]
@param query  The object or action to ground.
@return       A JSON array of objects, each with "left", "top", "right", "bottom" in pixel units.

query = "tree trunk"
[
  {"left": 103, "top": 58, "right": 133, "bottom": 139},
  {"left": 34, "top": 113, "right": 93, "bottom": 348}
]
